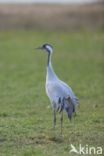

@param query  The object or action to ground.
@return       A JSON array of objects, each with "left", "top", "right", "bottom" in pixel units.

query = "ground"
[{"left": 0, "top": 30, "right": 104, "bottom": 156}]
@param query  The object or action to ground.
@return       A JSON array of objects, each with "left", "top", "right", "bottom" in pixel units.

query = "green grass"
[{"left": 0, "top": 30, "right": 104, "bottom": 156}]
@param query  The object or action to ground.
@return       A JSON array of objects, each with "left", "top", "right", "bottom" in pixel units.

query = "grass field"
[{"left": 0, "top": 30, "right": 104, "bottom": 156}]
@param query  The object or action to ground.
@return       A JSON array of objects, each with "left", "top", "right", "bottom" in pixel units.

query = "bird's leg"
[
  {"left": 53, "top": 108, "right": 56, "bottom": 130},
  {"left": 60, "top": 111, "right": 63, "bottom": 135}
]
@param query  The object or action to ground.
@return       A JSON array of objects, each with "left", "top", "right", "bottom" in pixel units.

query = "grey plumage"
[{"left": 36, "top": 43, "right": 79, "bottom": 134}]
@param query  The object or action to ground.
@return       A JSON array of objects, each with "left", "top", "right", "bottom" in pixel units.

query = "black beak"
[{"left": 35, "top": 46, "right": 43, "bottom": 50}]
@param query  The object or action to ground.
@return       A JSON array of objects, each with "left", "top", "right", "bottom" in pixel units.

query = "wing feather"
[{"left": 46, "top": 79, "right": 79, "bottom": 105}]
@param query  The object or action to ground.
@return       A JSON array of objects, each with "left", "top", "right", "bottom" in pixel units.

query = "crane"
[{"left": 36, "top": 43, "right": 79, "bottom": 134}]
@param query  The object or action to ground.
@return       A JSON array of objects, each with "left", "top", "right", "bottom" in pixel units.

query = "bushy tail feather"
[
  {"left": 63, "top": 99, "right": 75, "bottom": 120},
  {"left": 58, "top": 97, "right": 77, "bottom": 120},
  {"left": 65, "top": 103, "right": 75, "bottom": 120}
]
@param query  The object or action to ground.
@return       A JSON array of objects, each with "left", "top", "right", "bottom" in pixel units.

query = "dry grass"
[{"left": 0, "top": 2, "right": 104, "bottom": 31}]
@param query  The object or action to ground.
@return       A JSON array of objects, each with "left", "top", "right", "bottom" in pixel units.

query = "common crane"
[{"left": 36, "top": 43, "right": 79, "bottom": 134}]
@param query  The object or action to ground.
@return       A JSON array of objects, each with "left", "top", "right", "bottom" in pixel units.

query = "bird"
[{"left": 36, "top": 43, "right": 79, "bottom": 134}]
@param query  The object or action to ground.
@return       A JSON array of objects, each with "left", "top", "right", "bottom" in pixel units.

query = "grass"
[{"left": 0, "top": 30, "right": 104, "bottom": 156}]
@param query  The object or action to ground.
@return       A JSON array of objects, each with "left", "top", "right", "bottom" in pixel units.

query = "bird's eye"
[{"left": 43, "top": 44, "right": 46, "bottom": 48}]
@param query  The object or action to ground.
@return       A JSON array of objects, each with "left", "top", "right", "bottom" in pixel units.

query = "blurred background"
[
  {"left": 0, "top": 0, "right": 104, "bottom": 31},
  {"left": 0, "top": 1, "right": 104, "bottom": 156}
]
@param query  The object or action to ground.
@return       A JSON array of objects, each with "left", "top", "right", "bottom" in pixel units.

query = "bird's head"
[{"left": 36, "top": 43, "right": 53, "bottom": 54}]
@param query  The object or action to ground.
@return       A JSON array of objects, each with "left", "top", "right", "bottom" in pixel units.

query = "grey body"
[{"left": 36, "top": 43, "right": 79, "bottom": 134}]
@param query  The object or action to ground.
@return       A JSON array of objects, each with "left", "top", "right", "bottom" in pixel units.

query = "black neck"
[{"left": 47, "top": 51, "right": 51, "bottom": 66}]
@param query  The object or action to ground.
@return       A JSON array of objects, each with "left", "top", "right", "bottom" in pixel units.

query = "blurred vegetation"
[{"left": 0, "top": 2, "right": 104, "bottom": 31}]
